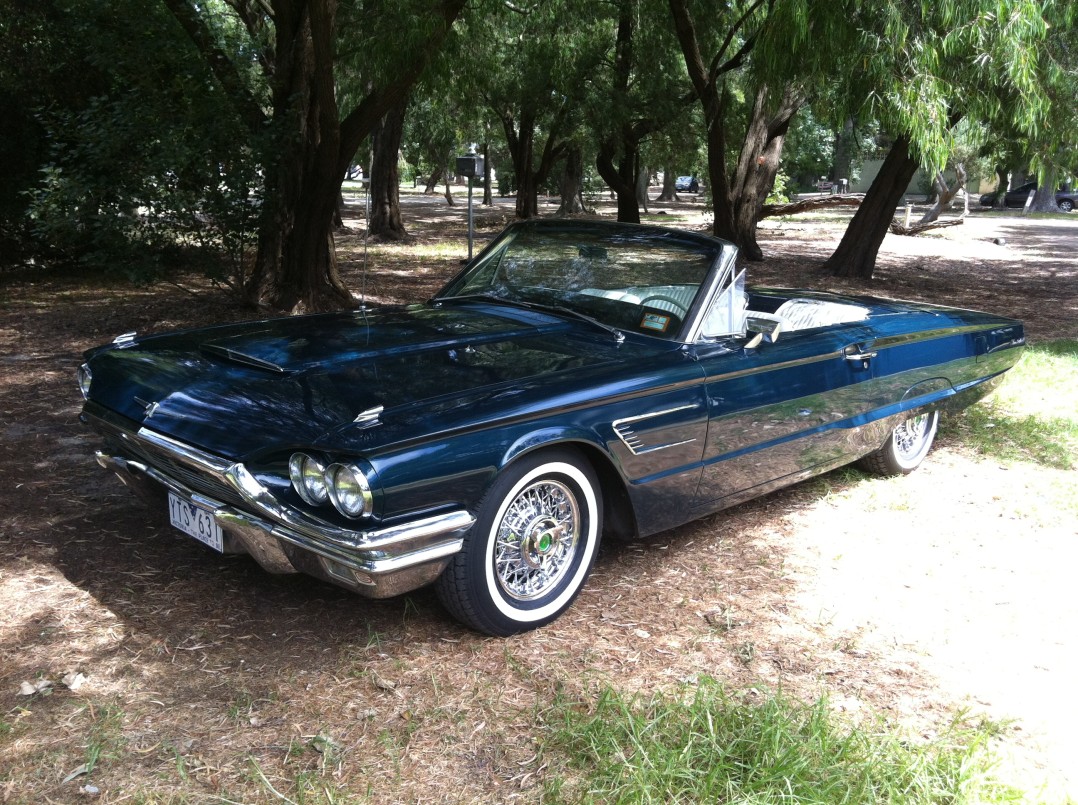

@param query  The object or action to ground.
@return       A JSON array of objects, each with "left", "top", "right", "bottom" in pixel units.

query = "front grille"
[
  {"left": 128, "top": 439, "right": 246, "bottom": 508},
  {"left": 86, "top": 406, "right": 246, "bottom": 508}
]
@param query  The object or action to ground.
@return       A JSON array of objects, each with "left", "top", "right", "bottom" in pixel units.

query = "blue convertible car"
[{"left": 79, "top": 220, "right": 1024, "bottom": 635}]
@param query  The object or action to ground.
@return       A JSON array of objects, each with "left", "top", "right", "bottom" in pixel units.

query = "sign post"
[{"left": 456, "top": 149, "right": 484, "bottom": 261}]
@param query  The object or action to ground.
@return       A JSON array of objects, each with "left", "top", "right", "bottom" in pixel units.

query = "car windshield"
[{"left": 436, "top": 223, "right": 726, "bottom": 341}]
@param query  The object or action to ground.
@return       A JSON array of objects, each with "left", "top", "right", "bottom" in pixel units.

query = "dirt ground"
[{"left": 1, "top": 195, "right": 1076, "bottom": 803}]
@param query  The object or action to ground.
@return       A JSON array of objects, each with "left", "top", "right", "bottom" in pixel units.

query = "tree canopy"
[{"left": 1, "top": 0, "right": 1072, "bottom": 302}]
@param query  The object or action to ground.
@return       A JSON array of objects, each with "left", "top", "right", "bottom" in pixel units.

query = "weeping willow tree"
[
  {"left": 823, "top": 0, "right": 1057, "bottom": 279},
  {"left": 667, "top": 0, "right": 855, "bottom": 260}
]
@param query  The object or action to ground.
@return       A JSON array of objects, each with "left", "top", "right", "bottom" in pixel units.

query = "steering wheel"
[{"left": 640, "top": 294, "right": 689, "bottom": 317}]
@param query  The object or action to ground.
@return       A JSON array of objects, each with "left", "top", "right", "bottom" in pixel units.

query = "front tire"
[
  {"left": 1058, "top": 199, "right": 1074, "bottom": 213},
  {"left": 436, "top": 448, "right": 602, "bottom": 636},
  {"left": 858, "top": 411, "right": 939, "bottom": 475}
]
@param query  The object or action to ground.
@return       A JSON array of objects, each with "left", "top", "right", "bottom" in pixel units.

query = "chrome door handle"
[{"left": 844, "top": 350, "right": 877, "bottom": 362}]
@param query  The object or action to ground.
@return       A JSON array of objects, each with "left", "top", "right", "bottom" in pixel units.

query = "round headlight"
[
  {"left": 326, "top": 463, "right": 373, "bottom": 519},
  {"left": 77, "top": 363, "right": 92, "bottom": 400},
  {"left": 289, "top": 453, "right": 329, "bottom": 506}
]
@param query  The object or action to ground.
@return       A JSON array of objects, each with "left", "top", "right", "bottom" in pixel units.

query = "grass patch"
[
  {"left": 941, "top": 340, "right": 1078, "bottom": 470},
  {"left": 543, "top": 679, "right": 1017, "bottom": 804}
]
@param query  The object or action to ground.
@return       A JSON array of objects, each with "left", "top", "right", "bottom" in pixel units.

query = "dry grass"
[{"left": 1, "top": 194, "right": 1076, "bottom": 803}]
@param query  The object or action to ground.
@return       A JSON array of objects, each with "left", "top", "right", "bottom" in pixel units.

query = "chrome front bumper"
[{"left": 85, "top": 409, "right": 474, "bottom": 599}]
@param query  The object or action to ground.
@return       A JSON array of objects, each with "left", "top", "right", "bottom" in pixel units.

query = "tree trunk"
[
  {"left": 636, "top": 165, "right": 650, "bottom": 213},
  {"left": 831, "top": 118, "right": 855, "bottom": 183},
  {"left": 655, "top": 169, "right": 679, "bottom": 202},
  {"left": 368, "top": 99, "right": 409, "bottom": 241},
  {"left": 481, "top": 142, "right": 493, "bottom": 206},
  {"left": 443, "top": 171, "right": 455, "bottom": 207},
  {"left": 596, "top": 145, "right": 640, "bottom": 223},
  {"left": 667, "top": 0, "right": 801, "bottom": 262},
  {"left": 555, "top": 144, "right": 586, "bottom": 215},
  {"left": 716, "top": 83, "right": 802, "bottom": 261},
  {"left": 761, "top": 195, "right": 862, "bottom": 217},
  {"left": 823, "top": 135, "right": 920, "bottom": 279},
  {"left": 244, "top": 1, "right": 352, "bottom": 313},
  {"left": 424, "top": 165, "right": 443, "bottom": 195},
  {"left": 919, "top": 164, "right": 967, "bottom": 224},
  {"left": 1030, "top": 166, "right": 1060, "bottom": 212},
  {"left": 171, "top": 0, "right": 467, "bottom": 313},
  {"left": 592, "top": 2, "right": 662, "bottom": 225},
  {"left": 504, "top": 109, "right": 538, "bottom": 218},
  {"left": 993, "top": 166, "right": 1009, "bottom": 209},
  {"left": 501, "top": 107, "right": 566, "bottom": 219}
]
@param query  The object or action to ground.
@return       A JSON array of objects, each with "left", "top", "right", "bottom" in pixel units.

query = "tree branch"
[{"left": 163, "top": 0, "right": 268, "bottom": 131}]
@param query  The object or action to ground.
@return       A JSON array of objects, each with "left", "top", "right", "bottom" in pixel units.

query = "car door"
[{"left": 692, "top": 324, "right": 882, "bottom": 508}]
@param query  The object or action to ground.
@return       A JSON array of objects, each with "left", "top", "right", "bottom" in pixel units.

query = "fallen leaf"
[
  {"left": 18, "top": 679, "right": 53, "bottom": 696},
  {"left": 62, "top": 764, "right": 90, "bottom": 784},
  {"left": 62, "top": 672, "right": 88, "bottom": 691}
]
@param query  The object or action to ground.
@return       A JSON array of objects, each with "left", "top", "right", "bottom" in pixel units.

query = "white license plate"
[{"left": 167, "top": 492, "right": 224, "bottom": 553}]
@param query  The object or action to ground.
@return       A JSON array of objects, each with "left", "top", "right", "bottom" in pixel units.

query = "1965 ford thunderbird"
[{"left": 79, "top": 220, "right": 1025, "bottom": 635}]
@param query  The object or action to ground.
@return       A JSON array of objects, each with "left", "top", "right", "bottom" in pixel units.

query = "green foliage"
[
  {"left": 544, "top": 679, "right": 1018, "bottom": 803},
  {"left": 5, "top": 0, "right": 260, "bottom": 280},
  {"left": 941, "top": 340, "right": 1078, "bottom": 471},
  {"left": 781, "top": 112, "right": 835, "bottom": 190}
]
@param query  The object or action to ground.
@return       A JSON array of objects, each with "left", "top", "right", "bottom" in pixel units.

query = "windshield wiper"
[
  {"left": 507, "top": 298, "right": 626, "bottom": 344},
  {"left": 437, "top": 293, "right": 625, "bottom": 344}
]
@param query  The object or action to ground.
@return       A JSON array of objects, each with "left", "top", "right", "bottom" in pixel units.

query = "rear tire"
[
  {"left": 858, "top": 411, "right": 939, "bottom": 475},
  {"left": 436, "top": 448, "right": 602, "bottom": 636},
  {"left": 1058, "top": 199, "right": 1074, "bottom": 213}
]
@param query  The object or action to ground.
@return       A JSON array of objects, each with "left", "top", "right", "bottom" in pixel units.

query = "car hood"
[{"left": 84, "top": 303, "right": 670, "bottom": 458}]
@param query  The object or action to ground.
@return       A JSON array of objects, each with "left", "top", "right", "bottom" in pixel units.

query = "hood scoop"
[{"left": 200, "top": 343, "right": 288, "bottom": 373}]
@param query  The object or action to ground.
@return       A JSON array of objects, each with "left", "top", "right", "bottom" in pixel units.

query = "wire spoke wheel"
[
  {"left": 858, "top": 410, "right": 939, "bottom": 475},
  {"left": 494, "top": 479, "right": 580, "bottom": 601},
  {"left": 893, "top": 413, "right": 933, "bottom": 463},
  {"left": 436, "top": 449, "right": 601, "bottom": 636}
]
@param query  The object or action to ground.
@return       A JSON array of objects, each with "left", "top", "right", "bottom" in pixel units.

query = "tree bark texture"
[
  {"left": 368, "top": 99, "right": 410, "bottom": 240},
  {"left": 1030, "top": 166, "right": 1060, "bottom": 212},
  {"left": 918, "top": 164, "right": 967, "bottom": 224},
  {"left": 481, "top": 142, "right": 493, "bottom": 206},
  {"left": 501, "top": 106, "right": 566, "bottom": 219},
  {"left": 555, "top": 144, "right": 587, "bottom": 215},
  {"left": 823, "top": 135, "right": 920, "bottom": 279},
  {"left": 424, "top": 166, "right": 443, "bottom": 195},
  {"left": 667, "top": 0, "right": 800, "bottom": 261},
  {"left": 596, "top": 145, "right": 641, "bottom": 223},
  {"left": 655, "top": 169, "right": 679, "bottom": 202}
]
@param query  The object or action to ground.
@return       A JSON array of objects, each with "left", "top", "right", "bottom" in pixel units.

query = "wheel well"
[
  {"left": 510, "top": 441, "right": 638, "bottom": 543},
  {"left": 569, "top": 442, "right": 638, "bottom": 542}
]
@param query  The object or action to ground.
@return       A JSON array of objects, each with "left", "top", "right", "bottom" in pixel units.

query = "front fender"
[{"left": 502, "top": 425, "right": 612, "bottom": 469}]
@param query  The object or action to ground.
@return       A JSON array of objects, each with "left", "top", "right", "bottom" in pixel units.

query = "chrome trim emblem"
[
  {"left": 134, "top": 396, "right": 160, "bottom": 419},
  {"left": 354, "top": 405, "right": 384, "bottom": 427},
  {"left": 612, "top": 404, "right": 698, "bottom": 456}
]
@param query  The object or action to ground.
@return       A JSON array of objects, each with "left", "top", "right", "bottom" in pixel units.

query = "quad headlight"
[
  {"left": 288, "top": 453, "right": 373, "bottom": 519},
  {"left": 288, "top": 453, "right": 329, "bottom": 506},
  {"left": 77, "top": 363, "right": 92, "bottom": 400},
  {"left": 325, "top": 463, "right": 374, "bottom": 519}
]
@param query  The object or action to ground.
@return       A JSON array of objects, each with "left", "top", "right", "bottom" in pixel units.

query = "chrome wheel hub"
[
  {"left": 494, "top": 480, "right": 579, "bottom": 601},
  {"left": 894, "top": 413, "right": 930, "bottom": 460}
]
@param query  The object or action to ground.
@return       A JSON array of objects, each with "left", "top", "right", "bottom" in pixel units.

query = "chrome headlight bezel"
[
  {"left": 288, "top": 453, "right": 330, "bottom": 506},
  {"left": 326, "top": 462, "right": 374, "bottom": 519},
  {"left": 77, "top": 363, "right": 92, "bottom": 400}
]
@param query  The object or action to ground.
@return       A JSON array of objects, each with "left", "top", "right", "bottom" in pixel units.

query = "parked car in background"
[
  {"left": 78, "top": 220, "right": 1025, "bottom": 636},
  {"left": 675, "top": 175, "right": 699, "bottom": 193},
  {"left": 979, "top": 182, "right": 1076, "bottom": 211}
]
